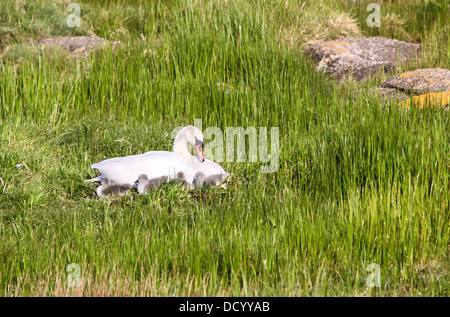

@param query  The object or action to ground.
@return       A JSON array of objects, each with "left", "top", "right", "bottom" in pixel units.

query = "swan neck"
[{"left": 173, "top": 134, "right": 196, "bottom": 162}]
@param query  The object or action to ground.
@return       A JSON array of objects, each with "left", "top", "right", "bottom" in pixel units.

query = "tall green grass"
[{"left": 0, "top": 0, "right": 449, "bottom": 296}]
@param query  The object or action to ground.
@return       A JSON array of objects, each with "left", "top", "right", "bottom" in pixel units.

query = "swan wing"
[
  {"left": 194, "top": 159, "right": 227, "bottom": 177},
  {"left": 91, "top": 152, "right": 201, "bottom": 185}
]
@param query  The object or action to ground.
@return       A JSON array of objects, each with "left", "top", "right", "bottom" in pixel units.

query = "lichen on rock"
[
  {"left": 399, "top": 91, "right": 450, "bottom": 110},
  {"left": 380, "top": 68, "right": 450, "bottom": 95},
  {"left": 304, "top": 37, "right": 421, "bottom": 80}
]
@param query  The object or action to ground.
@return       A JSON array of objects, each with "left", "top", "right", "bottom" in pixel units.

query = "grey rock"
[
  {"left": 380, "top": 68, "right": 450, "bottom": 95},
  {"left": 304, "top": 37, "right": 421, "bottom": 80},
  {"left": 356, "top": 69, "right": 450, "bottom": 108}
]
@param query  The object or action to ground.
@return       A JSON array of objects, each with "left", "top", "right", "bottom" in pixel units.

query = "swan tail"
[{"left": 86, "top": 176, "right": 103, "bottom": 183}]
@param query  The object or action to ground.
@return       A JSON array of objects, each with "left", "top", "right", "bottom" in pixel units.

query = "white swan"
[
  {"left": 90, "top": 126, "right": 206, "bottom": 189},
  {"left": 173, "top": 128, "right": 231, "bottom": 187},
  {"left": 89, "top": 125, "right": 230, "bottom": 195},
  {"left": 171, "top": 129, "right": 231, "bottom": 188}
]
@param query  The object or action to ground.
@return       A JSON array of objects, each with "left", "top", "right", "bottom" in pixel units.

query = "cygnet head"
[
  {"left": 193, "top": 171, "right": 206, "bottom": 188},
  {"left": 97, "top": 177, "right": 132, "bottom": 197},
  {"left": 204, "top": 172, "right": 231, "bottom": 188},
  {"left": 134, "top": 174, "right": 149, "bottom": 194}
]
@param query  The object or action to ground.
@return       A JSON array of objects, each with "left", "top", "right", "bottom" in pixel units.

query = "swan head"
[{"left": 174, "top": 125, "right": 205, "bottom": 162}]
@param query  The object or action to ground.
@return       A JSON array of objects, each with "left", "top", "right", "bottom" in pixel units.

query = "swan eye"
[{"left": 194, "top": 137, "right": 203, "bottom": 147}]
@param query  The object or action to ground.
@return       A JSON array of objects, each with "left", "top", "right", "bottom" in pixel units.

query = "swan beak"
[{"left": 194, "top": 144, "right": 205, "bottom": 162}]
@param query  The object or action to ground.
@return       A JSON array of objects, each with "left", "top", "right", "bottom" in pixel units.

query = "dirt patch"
[{"left": 37, "top": 34, "right": 120, "bottom": 57}]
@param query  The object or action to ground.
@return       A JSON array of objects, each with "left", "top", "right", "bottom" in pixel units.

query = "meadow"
[{"left": 0, "top": 0, "right": 448, "bottom": 296}]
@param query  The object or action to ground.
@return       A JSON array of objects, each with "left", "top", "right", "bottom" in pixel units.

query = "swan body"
[{"left": 91, "top": 151, "right": 201, "bottom": 186}]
